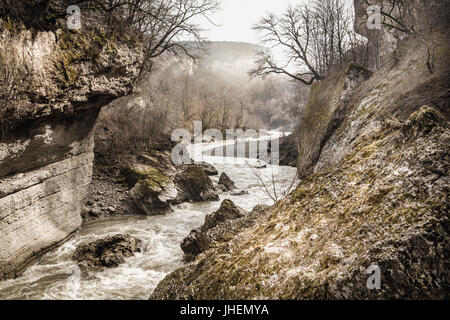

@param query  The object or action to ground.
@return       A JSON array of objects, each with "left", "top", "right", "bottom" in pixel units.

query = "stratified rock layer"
[
  {"left": 0, "top": 2, "right": 143, "bottom": 279},
  {"left": 0, "top": 109, "right": 98, "bottom": 278}
]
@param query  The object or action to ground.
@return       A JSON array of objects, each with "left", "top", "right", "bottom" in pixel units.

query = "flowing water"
[{"left": 0, "top": 132, "right": 297, "bottom": 300}]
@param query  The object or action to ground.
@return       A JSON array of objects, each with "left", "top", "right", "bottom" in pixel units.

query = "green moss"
[
  {"left": 183, "top": 166, "right": 211, "bottom": 189},
  {"left": 142, "top": 168, "right": 171, "bottom": 194},
  {"left": 56, "top": 29, "right": 112, "bottom": 85},
  {"left": 5, "top": 19, "right": 12, "bottom": 31},
  {"left": 121, "top": 164, "right": 169, "bottom": 190}
]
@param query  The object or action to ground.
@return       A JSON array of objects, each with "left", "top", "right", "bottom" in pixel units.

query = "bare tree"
[
  {"left": 313, "top": 0, "right": 352, "bottom": 72},
  {"left": 250, "top": 5, "right": 323, "bottom": 85},
  {"left": 246, "top": 162, "right": 299, "bottom": 203},
  {"left": 250, "top": 1, "right": 356, "bottom": 84},
  {"left": 65, "top": 0, "right": 219, "bottom": 73}
]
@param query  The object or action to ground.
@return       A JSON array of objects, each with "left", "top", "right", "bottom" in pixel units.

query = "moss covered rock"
[
  {"left": 174, "top": 165, "right": 219, "bottom": 202},
  {"left": 130, "top": 167, "right": 178, "bottom": 216}
]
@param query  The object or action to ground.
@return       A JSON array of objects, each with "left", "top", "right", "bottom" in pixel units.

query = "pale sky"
[{"left": 196, "top": 0, "right": 304, "bottom": 44}]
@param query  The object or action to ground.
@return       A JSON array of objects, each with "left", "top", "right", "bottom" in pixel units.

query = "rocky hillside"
[
  {"left": 150, "top": 0, "right": 450, "bottom": 299},
  {"left": 0, "top": 1, "right": 143, "bottom": 279}
]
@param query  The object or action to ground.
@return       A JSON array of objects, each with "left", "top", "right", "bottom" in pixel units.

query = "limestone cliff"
[
  {"left": 0, "top": 1, "right": 143, "bottom": 279},
  {"left": 150, "top": 0, "right": 449, "bottom": 299}
]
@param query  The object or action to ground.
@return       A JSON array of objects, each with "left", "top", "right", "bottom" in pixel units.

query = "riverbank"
[{"left": 0, "top": 133, "right": 297, "bottom": 299}]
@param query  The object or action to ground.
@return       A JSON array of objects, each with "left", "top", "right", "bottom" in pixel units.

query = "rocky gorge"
[
  {"left": 150, "top": 1, "right": 450, "bottom": 299},
  {"left": 0, "top": 0, "right": 448, "bottom": 300}
]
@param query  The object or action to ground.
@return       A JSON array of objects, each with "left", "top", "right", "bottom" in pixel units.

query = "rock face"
[
  {"left": 73, "top": 234, "right": 142, "bottom": 268},
  {"left": 150, "top": 1, "right": 450, "bottom": 299},
  {"left": 0, "top": 2, "right": 143, "bottom": 279},
  {"left": 181, "top": 199, "right": 247, "bottom": 261},
  {"left": 152, "top": 106, "right": 450, "bottom": 300},
  {"left": 298, "top": 63, "right": 372, "bottom": 177},
  {"left": 278, "top": 134, "right": 298, "bottom": 167}
]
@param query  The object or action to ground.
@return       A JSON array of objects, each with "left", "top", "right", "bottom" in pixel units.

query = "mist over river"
[{"left": 0, "top": 132, "right": 296, "bottom": 300}]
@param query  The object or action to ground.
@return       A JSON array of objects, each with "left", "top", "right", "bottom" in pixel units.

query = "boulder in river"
[
  {"left": 120, "top": 153, "right": 179, "bottom": 215},
  {"left": 130, "top": 168, "right": 178, "bottom": 215},
  {"left": 230, "top": 189, "right": 249, "bottom": 196},
  {"left": 197, "top": 162, "right": 218, "bottom": 176},
  {"left": 177, "top": 162, "right": 218, "bottom": 176},
  {"left": 120, "top": 151, "right": 176, "bottom": 188},
  {"left": 181, "top": 199, "right": 247, "bottom": 261},
  {"left": 72, "top": 234, "right": 142, "bottom": 268},
  {"left": 174, "top": 165, "right": 219, "bottom": 202},
  {"left": 217, "top": 172, "right": 236, "bottom": 191},
  {"left": 203, "top": 199, "right": 246, "bottom": 230}
]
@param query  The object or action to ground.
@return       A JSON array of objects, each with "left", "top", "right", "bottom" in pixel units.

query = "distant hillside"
[{"left": 191, "top": 41, "right": 264, "bottom": 83}]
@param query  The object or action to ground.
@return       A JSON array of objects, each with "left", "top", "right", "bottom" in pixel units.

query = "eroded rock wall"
[
  {"left": 297, "top": 63, "right": 372, "bottom": 177},
  {"left": 0, "top": 1, "right": 143, "bottom": 279}
]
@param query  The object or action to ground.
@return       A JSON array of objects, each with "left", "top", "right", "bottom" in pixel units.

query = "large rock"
[
  {"left": 121, "top": 151, "right": 177, "bottom": 188},
  {"left": 0, "top": 2, "right": 143, "bottom": 279},
  {"left": 73, "top": 234, "right": 142, "bottom": 268},
  {"left": 130, "top": 169, "right": 178, "bottom": 215},
  {"left": 123, "top": 157, "right": 219, "bottom": 215},
  {"left": 217, "top": 172, "right": 237, "bottom": 191},
  {"left": 174, "top": 165, "right": 219, "bottom": 202},
  {"left": 203, "top": 199, "right": 246, "bottom": 230},
  {"left": 196, "top": 162, "right": 218, "bottom": 176},
  {"left": 181, "top": 199, "right": 247, "bottom": 261},
  {"left": 121, "top": 152, "right": 179, "bottom": 215}
]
